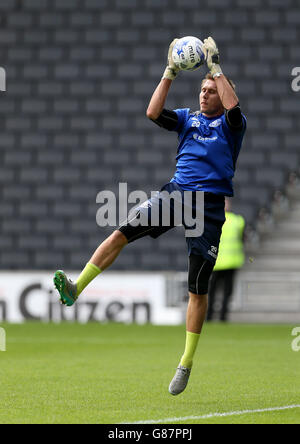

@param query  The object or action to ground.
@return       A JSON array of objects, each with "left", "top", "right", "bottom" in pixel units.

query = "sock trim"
[{"left": 88, "top": 262, "right": 102, "bottom": 274}]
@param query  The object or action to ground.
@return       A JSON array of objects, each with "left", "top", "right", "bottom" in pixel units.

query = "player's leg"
[
  {"left": 185, "top": 292, "right": 208, "bottom": 336},
  {"left": 54, "top": 230, "right": 128, "bottom": 306},
  {"left": 169, "top": 255, "right": 214, "bottom": 395},
  {"left": 54, "top": 191, "right": 172, "bottom": 306},
  {"left": 89, "top": 230, "right": 128, "bottom": 271},
  {"left": 54, "top": 182, "right": 177, "bottom": 307},
  {"left": 169, "top": 192, "right": 225, "bottom": 395}
]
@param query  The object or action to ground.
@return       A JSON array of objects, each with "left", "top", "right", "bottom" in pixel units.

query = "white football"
[{"left": 172, "top": 36, "right": 205, "bottom": 71}]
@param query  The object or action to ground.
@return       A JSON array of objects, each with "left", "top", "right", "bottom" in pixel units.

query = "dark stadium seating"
[{"left": 0, "top": 0, "right": 299, "bottom": 271}]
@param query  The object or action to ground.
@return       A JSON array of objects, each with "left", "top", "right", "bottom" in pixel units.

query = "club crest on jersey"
[{"left": 209, "top": 119, "right": 222, "bottom": 128}]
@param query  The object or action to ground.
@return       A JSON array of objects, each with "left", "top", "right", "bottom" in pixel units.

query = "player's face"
[{"left": 200, "top": 80, "right": 223, "bottom": 117}]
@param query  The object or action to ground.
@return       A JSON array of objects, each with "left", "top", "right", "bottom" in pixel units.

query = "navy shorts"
[{"left": 118, "top": 182, "right": 225, "bottom": 264}]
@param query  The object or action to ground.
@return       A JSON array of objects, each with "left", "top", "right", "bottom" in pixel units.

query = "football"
[{"left": 172, "top": 36, "right": 205, "bottom": 71}]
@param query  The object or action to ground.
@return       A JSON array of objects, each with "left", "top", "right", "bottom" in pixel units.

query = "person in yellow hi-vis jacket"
[{"left": 207, "top": 198, "right": 245, "bottom": 322}]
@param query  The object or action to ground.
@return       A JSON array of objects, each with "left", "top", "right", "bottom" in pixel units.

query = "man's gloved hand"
[
  {"left": 203, "top": 36, "right": 223, "bottom": 78},
  {"left": 162, "top": 38, "right": 180, "bottom": 81}
]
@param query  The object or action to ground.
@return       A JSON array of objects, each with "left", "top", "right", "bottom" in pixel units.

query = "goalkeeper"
[{"left": 54, "top": 37, "right": 247, "bottom": 396}]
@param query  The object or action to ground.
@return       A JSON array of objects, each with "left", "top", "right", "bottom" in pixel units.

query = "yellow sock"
[
  {"left": 180, "top": 331, "right": 200, "bottom": 369},
  {"left": 76, "top": 262, "right": 102, "bottom": 296}
]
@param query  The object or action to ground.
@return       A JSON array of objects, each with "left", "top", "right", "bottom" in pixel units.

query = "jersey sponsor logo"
[{"left": 193, "top": 133, "right": 218, "bottom": 142}]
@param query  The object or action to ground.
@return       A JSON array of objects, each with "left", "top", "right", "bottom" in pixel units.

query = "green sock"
[
  {"left": 180, "top": 331, "right": 200, "bottom": 369},
  {"left": 76, "top": 263, "right": 102, "bottom": 296}
]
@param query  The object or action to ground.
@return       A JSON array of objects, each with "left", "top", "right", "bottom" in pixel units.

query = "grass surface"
[{"left": 0, "top": 322, "right": 299, "bottom": 424}]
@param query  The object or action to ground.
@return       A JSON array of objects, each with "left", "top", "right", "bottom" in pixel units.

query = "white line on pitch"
[{"left": 124, "top": 404, "right": 300, "bottom": 424}]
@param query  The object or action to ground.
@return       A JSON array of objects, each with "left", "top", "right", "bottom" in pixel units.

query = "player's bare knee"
[
  {"left": 111, "top": 229, "right": 128, "bottom": 248},
  {"left": 189, "top": 292, "right": 207, "bottom": 305},
  {"left": 189, "top": 291, "right": 207, "bottom": 299}
]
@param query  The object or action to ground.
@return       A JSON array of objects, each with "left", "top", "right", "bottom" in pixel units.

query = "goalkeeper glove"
[
  {"left": 203, "top": 36, "right": 223, "bottom": 78},
  {"left": 162, "top": 38, "right": 180, "bottom": 81}
]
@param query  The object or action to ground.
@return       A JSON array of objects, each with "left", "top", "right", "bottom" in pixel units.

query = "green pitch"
[{"left": 0, "top": 322, "right": 299, "bottom": 424}]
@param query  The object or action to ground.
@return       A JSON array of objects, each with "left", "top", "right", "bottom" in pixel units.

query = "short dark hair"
[{"left": 201, "top": 73, "right": 236, "bottom": 91}]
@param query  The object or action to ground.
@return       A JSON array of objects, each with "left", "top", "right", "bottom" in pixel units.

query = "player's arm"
[
  {"left": 213, "top": 75, "right": 239, "bottom": 111},
  {"left": 214, "top": 76, "right": 243, "bottom": 130},
  {"left": 203, "top": 36, "right": 243, "bottom": 130},
  {"left": 147, "top": 79, "right": 179, "bottom": 130},
  {"left": 146, "top": 78, "right": 173, "bottom": 121},
  {"left": 146, "top": 39, "right": 181, "bottom": 127}
]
